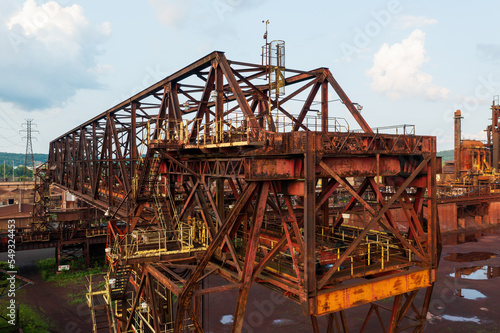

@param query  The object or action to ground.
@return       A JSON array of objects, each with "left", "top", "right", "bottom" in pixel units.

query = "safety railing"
[
  {"left": 148, "top": 112, "right": 351, "bottom": 148},
  {"left": 353, "top": 124, "right": 415, "bottom": 135},
  {"left": 107, "top": 219, "right": 209, "bottom": 260},
  {"left": 438, "top": 183, "right": 500, "bottom": 199},
  {"left": 232, "top": 222, "right": 416, "bottom": 282},
  {"left": 273, "top": 115, "right": 349, "bottom": 133},
  {"left": 151, "top": 114, "right": 258, "bottom": 147},
  {"left": 124, "top": 288, "right": 194, "bottom": 333},
  {"left": 316, "top": 225, "right": 416, "bottom": 277}
]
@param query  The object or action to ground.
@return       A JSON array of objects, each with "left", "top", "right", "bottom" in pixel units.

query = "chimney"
[{"left": 454, "top": 110, "right": 462, "bottom": 180}]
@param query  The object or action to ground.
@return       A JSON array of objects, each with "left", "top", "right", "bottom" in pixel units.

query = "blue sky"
[{"left": 1, "top": 0, "right": 499, "bottom": 153}]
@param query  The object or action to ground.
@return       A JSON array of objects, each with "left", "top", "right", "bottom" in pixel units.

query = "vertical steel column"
[
  {"left": 92, "top": 122, "right": 97, "bottom": 193},
  {"left": 131, "top": 102, "right": 138, "bottom": 199},
  {"left": 216, "top": 179, "right": 225, "bottom": 222},
  {"left": 310, "top": 315, "right": 320, "bottom": 333},
  {"left": 232, "top": 182, "right": 269, "bottom": 333},
  {"left": 304, "top": 132, "right": 316, "bottom": 313},
  {"left": 215, "top": 64, "right": 224, "bottom": 141},
  {"left": 430, "top": 139, "right": 440, "bottom": 264},
  {"left": 321, "top": 80, "right": 328, "bottom": 132},
  {"left": 55, "top": 241, "right": 61, "bottom": 268},
  {"left": 388, "top": 294, "right": 402, "bottom": 333},
  {"left": 322, "top": 179, "right": 329, "bottom": 228},
  {"left": 107, "top": 115, "right": 113, "bottom": 207},
  {"left": 194, "top": 280, "right": 203, "bottom": 332}
]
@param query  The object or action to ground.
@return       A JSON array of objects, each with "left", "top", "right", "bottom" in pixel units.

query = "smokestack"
[
  {"left": 493, "top": 100, "right": 500, "bottom": 171},
  {"left": 454, "top": 110, "right": 462, "bottom": 180}
]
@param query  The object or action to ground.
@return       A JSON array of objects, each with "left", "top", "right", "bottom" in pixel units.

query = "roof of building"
[{"left": 0, "top": 204, "right": 33, "bottom": 219}]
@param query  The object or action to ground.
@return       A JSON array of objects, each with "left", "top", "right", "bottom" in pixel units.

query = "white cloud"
[
  {"left": 148, "top": 0, "right": 187, "bottom": 27},
  {"left": 88, "top": 64, "right": 115, "bottom": 75},
  {"left": 0, "top": 0, "right": 111, "bottom": 110},
  {"left": 397, "top": 15, "right": 437, "bottom": 29},
  {"left": 147, "top": 0, "right": 214, "bottom": 27},
  {"left": 148, "top": 0, "right": 268, "bottom": 27},
  {"left": 461, "top": 130, "right": 487, "bottom": 142},
  {"left": 366, "top": 29, "right": 450, "bottom": 101}
]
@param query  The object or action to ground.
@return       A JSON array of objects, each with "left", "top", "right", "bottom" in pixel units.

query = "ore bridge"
[{"left": 39, "top": 49, "right": 440, "bottom": 332}]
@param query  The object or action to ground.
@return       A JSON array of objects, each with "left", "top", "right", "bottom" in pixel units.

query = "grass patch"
[
  {"left": 37, "top": 257, "right": 105, "bottom": 286},
  {"left": 67, "top": 290, "right": 87, "bottom": 305},
  {"left": 0, "top": 302, "right": 52, "bottom": 333}
]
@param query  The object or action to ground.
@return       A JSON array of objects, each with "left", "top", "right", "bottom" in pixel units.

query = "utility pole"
[{"left": 20, "top": 119, "right": 38, "bottom": 180}]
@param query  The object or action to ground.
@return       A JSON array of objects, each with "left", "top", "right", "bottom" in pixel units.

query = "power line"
[{"left": 20, "top": 119, "right": 38, "bottom": 178}]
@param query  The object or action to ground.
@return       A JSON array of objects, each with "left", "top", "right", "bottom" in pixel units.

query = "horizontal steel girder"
[{"left": 245, "top": 156, "right": 430, "bottom": 181}]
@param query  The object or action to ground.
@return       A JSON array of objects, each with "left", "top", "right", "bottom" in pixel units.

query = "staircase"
[
  {"left": 136, "top": 151, "right": 162, "bottom": 200},
  {"left": 87, "top": 275, "right": 113, "bottom": 333},
  {"left": 109, "top": 264, "right": 132, "bottom": 301},
  {"left": 92, "top": 304, "right": 112, "bottom": 333}
]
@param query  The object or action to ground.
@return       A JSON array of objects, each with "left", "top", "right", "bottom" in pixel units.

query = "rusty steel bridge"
[{"left": 37, "top": 49, "right": 440, "bottom": 332}]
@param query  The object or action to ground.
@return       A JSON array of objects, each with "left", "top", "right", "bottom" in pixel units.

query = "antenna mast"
[{"left": 261, "top": 20, "right": 285, "bottom": 126}]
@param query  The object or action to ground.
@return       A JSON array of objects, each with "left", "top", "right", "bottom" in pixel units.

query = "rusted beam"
[
  {"left": 325, "top": 69, "right": 372, "bottom": 133},
  {"left": 174, "top": 182, "right": 258, "bottom": 332},
  {"left": 125, "top": 269, "right": 147, "bottom": 331},
  {"left": 146, "top": 273, "right": 161, "bottom": 333},
  {"left": 192, "top": 283, "right": 242, "bottom": 296},
  {"left": 304, "top": 143, "right": 316, "bottom": 312},
  {"left": 293, "top": 81, "right": 321, "bottom": 131},
  {"left": 144, "top": 264, "right": 181, "bottom": 296},
  {"left": 53, "top": 52, "right": 219, "bottom": 142},
  {"left": 189, "top": 66, "right": 215, "bottom": 141},
  {"left": 318, "top": 156, "right": 431, "bottom": 289},
  {"left": 321, "top": 80, "right": 328, "bottom": 132},
  {"left": 245, "top": 156, "right": 424, "bottom": 180},
  {"left": 217, "top": 53, "right": 260, "bottom": 130},
  {"left": 232, "top": 182, "right": 269, "bottom": 332}
]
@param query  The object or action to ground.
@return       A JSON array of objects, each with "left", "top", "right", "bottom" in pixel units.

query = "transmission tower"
[{"left": 20, "top": 119, "right": 38, "bottom": 179}]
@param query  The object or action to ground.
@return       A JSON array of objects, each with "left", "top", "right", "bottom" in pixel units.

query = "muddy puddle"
[
  {"left": 441, "top": 314, "right": 481, "bottom": 323},
  {"left": 443, "top": 252, "right": 496, "bottom": 262},
  {"left": 449, "top": 265, "right": 500, "bottom": 280},
  {"left": 455, "top": 288, "right": 487, "bottom": 300},
  {"left": 441, "top": 227, "right": 500, "bottom": 245}
]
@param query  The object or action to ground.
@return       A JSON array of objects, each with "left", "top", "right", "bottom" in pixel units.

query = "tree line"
[{"left": 0, "top": 165, "right": 34, "bottom": 181}]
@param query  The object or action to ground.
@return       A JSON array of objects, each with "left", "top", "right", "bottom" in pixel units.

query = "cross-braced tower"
[{"left": 20, "top": 119, "right": 38, "bottom": 179}]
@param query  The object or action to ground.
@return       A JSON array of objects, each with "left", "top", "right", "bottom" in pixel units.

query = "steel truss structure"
[
  {"left": 48, "top": 51, "right": 440, "bottom": 332},
  {"left": 0, "top": 164, "right": 107, "bottom": 261}
]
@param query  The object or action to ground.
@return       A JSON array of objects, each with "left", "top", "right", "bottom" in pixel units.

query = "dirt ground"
[
  {"left": 2, "top": 227, "right": 500, "bottom": 333},
  {"left": 423, "top": 227, "right": 500, "bottom": 333},
  {"left": 205, "top": 227, "right": 500, "bottom": 333},
  {"left": 0, "top": 248, "right": 93, "bottom": 333}
]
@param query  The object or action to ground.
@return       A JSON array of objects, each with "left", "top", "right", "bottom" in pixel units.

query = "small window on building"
[{"left": 8, "top": 199, "right": 14, "bottom": 205}]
